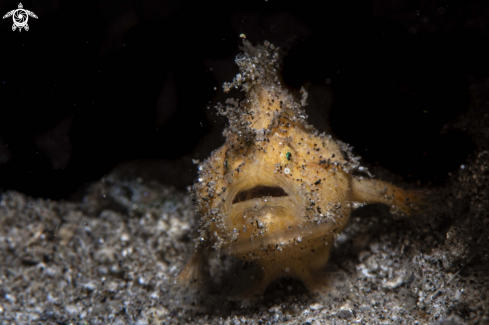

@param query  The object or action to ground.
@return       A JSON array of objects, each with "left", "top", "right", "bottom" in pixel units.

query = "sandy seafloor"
[{"left": 1, "top": 81, "right": 489, "bottom": 325}]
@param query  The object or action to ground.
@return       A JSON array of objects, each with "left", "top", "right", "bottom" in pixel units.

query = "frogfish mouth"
[{"left": 180, "top": 41, "right": 425, "bottom": 295}]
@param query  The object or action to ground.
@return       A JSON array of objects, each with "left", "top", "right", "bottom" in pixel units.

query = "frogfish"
[{"left": 180, "top": 41, "right": 424, "bottom": 296}]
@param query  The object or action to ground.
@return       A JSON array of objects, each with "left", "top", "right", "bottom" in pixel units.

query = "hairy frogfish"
[{"left": 180, "top": 41, "right": 425, "bottom": 296}]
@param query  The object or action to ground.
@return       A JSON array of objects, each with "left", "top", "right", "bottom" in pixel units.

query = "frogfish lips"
[{"left": 219, "top": 178, "right": 334, "bottom": 255}]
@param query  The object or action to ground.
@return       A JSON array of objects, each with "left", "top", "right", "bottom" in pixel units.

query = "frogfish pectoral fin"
[
  {"left": 177, "top": 250, "right": 204, "bottom": 285},
  {"left": 351, "top": 178, "right": 426, "bottom": 216}
]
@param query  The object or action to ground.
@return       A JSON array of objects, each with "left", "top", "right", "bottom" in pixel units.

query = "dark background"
[{"left": 0, "top": 0, "right": 486, "bottom": 199}]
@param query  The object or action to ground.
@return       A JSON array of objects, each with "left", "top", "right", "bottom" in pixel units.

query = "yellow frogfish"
[{"left": 180, "top": 41, "right": 424, "bottom": 296}]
